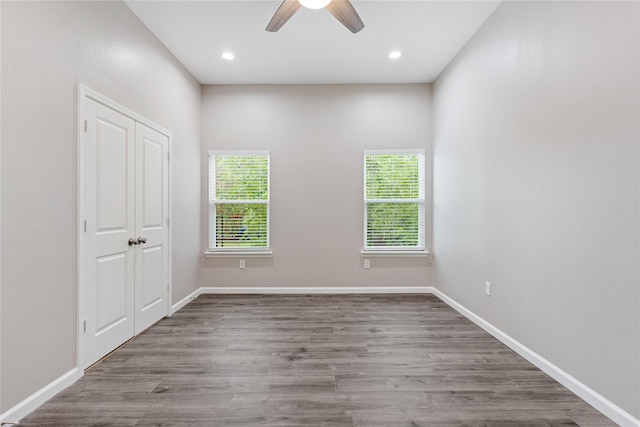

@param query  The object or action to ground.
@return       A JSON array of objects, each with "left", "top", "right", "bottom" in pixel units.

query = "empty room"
[{"left": 1, "top": 0, "right": 638, "bottom": 426}]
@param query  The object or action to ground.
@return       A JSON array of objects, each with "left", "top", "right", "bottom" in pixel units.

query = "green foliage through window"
[
  {"left": 210, "top": 153, "right": 269, "bottom": 249},
  {"left": 366, "top": 203, "right": 419, "bottom": 247},
  {"left": 365, "top": 152, "right": 424, "bottom": 249},
  {"left": 215, "top": 155, "right": 268, "bottom": 201}
]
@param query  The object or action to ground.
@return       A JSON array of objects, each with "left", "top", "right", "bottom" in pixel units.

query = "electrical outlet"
[
  {"left": 485, "top": 281, "right": 491, "bottom": 296},
  {"left": 239, "top": 259, "right": 245, "bottom": 269},
  {"left": 364, "top": 259, "right": 370, "bottom": 269}
]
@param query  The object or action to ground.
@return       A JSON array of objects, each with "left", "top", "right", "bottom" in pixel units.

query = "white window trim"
[
  {"left": 207, "top": 151, "right": 271, "bottom": 255},
  {"left": 360, "top": 249, "right": 430, "bottom": 258},
  {"left": 204, "top": 249, "right": 273, "bottom": 258},
  {"left": 363, "top": 149, "right": 427, "bottom": 253}
]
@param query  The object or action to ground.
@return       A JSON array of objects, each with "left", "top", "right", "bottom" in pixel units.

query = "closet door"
[
  {"left": 82, "top": 94, "right": 170, "bottom": 369},
  {"left": 84, "top": 98, "right": 136, "bottom": 368},
  {"left": 134, "top": 123, "right": 169, "bottom": 334}
]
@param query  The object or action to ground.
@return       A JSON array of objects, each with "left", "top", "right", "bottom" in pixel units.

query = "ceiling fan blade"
[
  {"left": 326, "top": 0, "right": 364, "bottom": 33},
  {"left": 266, "top": 0, "right": 302, "bottom": 32}
]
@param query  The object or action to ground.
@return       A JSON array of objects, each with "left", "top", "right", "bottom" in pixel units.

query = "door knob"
[
  {"left": 137, "top": 237, "right": 147, "bottom": 245},
  {"left": 128, "top": 238, "right": 138, "bottom": 246}
]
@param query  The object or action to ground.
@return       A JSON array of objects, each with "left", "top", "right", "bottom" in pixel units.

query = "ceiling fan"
[{"left": 266, "top": 0, "right": 365, "bottom": 34}]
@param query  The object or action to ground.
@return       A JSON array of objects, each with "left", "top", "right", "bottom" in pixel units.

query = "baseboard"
[
  {"left": 430, "top": 288, "right": 639, "bottom": 427},
  {"left": 0, "top": 367, "right": 82, "bottom": 424},
  {"left": 170, "top": 287, "right": 202, "bottom": 315},
  {"left": 198, "top": 286, "right": 435, "bottom": 295}
]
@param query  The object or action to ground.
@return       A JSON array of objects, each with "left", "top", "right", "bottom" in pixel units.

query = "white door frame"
[{"left": 76, "top": 84, "right": 173, "bottom": 370}]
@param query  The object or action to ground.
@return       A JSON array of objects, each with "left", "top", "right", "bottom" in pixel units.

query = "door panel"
[
  {"left": 84, "top": 98, "right": 136, "bottom": 368},
  {"left": 96, "top": 121, "right": 129, "bottom": 231},
  {"left": 142, "top": 139, "right": 164, "bottom": 228},
  {"left": 134, "top": 123, "right": 169, "bottom": 335},
  {"left": 140, "top": 245, "right": 164, "bottom": 311},
  {"left": 95, "top": 253, "right": 130, "bottom": 335}
]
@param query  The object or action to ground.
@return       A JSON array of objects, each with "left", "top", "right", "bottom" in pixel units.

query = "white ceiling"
[{"left": 125, "top": 0, "right": 501, "bottom": 85}]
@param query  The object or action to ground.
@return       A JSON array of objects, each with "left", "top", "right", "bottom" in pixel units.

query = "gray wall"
[
  {"left": 433, "top": 1, "right": 639, "bottom": 418},
  {"left": 201, "top": 85, "right": 432, "bottom": 288},
  {"left": 1, "top": 1, "right": 202, "bottom": 411}
]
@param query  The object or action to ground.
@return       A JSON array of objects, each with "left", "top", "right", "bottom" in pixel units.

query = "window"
[
  {"left": 208, "top": 152, "right": 270, "bottom": 252},
  {"left": 364, "top": 150, "right": 425, "bottom": 251}
]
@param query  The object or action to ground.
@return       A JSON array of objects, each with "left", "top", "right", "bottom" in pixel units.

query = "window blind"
[
  {"left": 364, "top": 151, "right": 425, "bottom": 249},
  {"left": 209, "top": 153, "right": 269, "bottom": 250}
]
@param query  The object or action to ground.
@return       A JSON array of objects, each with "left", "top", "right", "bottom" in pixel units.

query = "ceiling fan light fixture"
[
  {"left": 389, "top": 51, "right": 402, "bottom": 59},
  {"left": 222, "top": 52, "right": 235, "bottom": 60},
  {"left": 298, "top": 0, "right": 331, "bottom": 10},
  {"left": 266, "top": 0, "right": 363, "bottom": 33}
]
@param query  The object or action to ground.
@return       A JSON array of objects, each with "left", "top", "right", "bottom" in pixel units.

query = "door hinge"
[
  {"left": 84, "top": 220, "right": 87, "bottom": 232},
  {"left": 167, "top": 217, "right": 170, "bottom": 227},
  {"left": 83, "top": 320, "right": 87, "bottom": 333},
  {"left": 84, "top": 120, "right": 87, "bottom": 132},
  {"left": 167, "top": 283, "right": 170, "bottom": 292},
  {"left": 167, "top": 152, "right": 170, "bottom": 162}
]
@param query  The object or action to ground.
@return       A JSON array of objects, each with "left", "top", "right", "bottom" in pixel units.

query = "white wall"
[
  {"left": 201, "top": 85, "right": 432, "bottom": 288},
  {"left": 433, "top": 1, "right": 639, "bottom": 419},
  {"left": 1, "top": 1, "right": 201, "bottom": 412}
]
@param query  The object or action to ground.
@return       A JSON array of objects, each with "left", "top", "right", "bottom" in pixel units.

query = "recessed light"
[
  {"left": 222, "top": 52, "right": 235, "bottom": 61},
  {"left": 389, "top": 51, "right": 402, "bottom": 59}
]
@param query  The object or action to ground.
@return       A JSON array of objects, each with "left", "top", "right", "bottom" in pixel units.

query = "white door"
[
  {"left": 83, "top": 98, "right": 169, "bottom": 368},
  {"left": 134, "top": 123, "right": 169, "bottom": 334},
  {"left": 84, "top": 98, "right": 136, "bottom": 368}
]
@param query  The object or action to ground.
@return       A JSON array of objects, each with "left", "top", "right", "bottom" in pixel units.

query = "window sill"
[
  {"left": 360, "top": 250, "right": 430, "bottom": 258},
  {"left": 204, "top": 250, "right": 273, "bottom": 258}
]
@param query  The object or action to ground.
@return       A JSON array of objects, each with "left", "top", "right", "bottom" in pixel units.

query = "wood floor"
[{"left": 18, "top": 294, "right": 614, "bottom": 426}]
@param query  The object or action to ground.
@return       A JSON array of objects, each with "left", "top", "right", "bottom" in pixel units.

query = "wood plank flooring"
[{"left": 18, "top": 294, "right": 614, "bottom": 426}]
